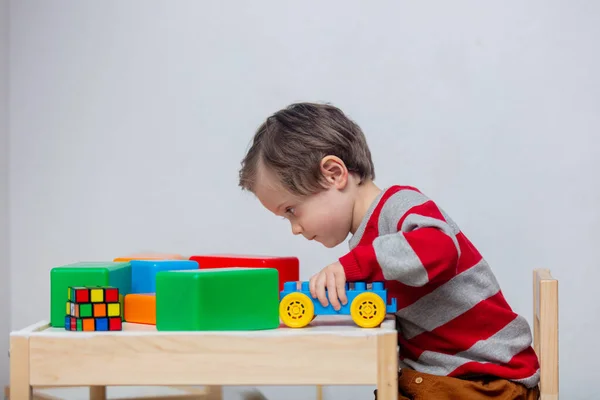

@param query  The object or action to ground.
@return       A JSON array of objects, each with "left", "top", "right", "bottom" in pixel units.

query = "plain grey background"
[
  {"left": 2, "top": 1, "right": 599, "bottom": 398},
  {"left": 1, "top": 0, "right": 9, "bottom": 392}
]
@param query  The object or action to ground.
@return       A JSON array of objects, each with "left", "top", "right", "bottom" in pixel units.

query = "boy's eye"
[{"left": 285, "top": 207, "right": 295, "bottom": 215}]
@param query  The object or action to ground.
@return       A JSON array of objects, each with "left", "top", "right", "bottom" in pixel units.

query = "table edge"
[{"left": 13, "top": 316, "right": 398, "bottom": 338}]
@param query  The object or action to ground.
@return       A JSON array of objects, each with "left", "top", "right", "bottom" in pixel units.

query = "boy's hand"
[{"left": 309, "top": 261, "right": 348, "bottom": 311}]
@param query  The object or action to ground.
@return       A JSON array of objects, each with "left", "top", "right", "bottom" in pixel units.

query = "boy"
[{"left": 238, "top": 102, "right": 540, "bottom": 399}]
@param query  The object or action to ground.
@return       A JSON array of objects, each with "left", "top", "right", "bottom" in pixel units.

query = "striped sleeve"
[{"left": 340, "top": 189, "right": 461, "bottom": 287}]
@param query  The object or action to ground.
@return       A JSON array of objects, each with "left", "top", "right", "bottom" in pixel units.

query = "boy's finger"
[
  {"left": 336, "top": 277, "right": 348, "bottom": 305},
  {"left": 309, "top": 276, "right": 317, "bottom": 299},
  {"left": 316, "top": 274, "right": 328, "bottom": 307},
  {"left": 327, "top": 271, "right": 341, "bottom": 310}
]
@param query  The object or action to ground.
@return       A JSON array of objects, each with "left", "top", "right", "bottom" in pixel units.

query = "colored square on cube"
[
  {"left": 189, "top": 254, "right": 299, "bottom": 291},
  {"left": 113, "top": 253, "right": 184, "bottom": 262},
  {"left": 156, "top": 267, "right": 279, "bottom": 331},
  {"left": 109, "top": 317, "right": 122, "bottom": 330},
  {"left": 50, "top": 262, "right": 131, "bottom": 327},
  {"left": 131, "top": 259, "right": 198, "bottom": 294},
  {"left": 90, "top": 288, "right": 104, "bottom": 302},
  {"left": 69, "top": 287, "right": 90, "bottom": 303},
  {"left": 79, "top": 303, "right": 92, "bottom": 317},
  {"left": 107, "top": 303, "right": 121, "bottom": 317},
  {"left": 96, "top": 318, "right": 108, "bottom": 331},
  {"left": 124, "top": 293, "right": 156, "bottom": 325},
  {"left": 93, "top": 303, "right": 107, "bottom": 317},
  {"left": 82, "top": 318, "right": 95, "bottom": 331},
  {"left": 105, "top": 287, "right": 119, "bottom": 302}
]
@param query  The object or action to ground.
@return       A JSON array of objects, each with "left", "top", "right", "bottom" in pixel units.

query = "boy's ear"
[{"left": 320, "top": 155, "right": 348, "bottom": 189}]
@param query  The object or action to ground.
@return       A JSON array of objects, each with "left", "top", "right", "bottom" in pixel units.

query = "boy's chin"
[{"left": 315, "top": 237, "right": 342, "bottom": 249}]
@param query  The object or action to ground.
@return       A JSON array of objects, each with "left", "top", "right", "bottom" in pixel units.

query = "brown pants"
[{"left": 374, "top": 368, "right": 540, "bottom": 400}]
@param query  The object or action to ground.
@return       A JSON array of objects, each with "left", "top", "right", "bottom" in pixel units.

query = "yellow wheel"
[
  {"left": 279, "top": 292, "right": 315, "bottom": 328},
  {"left": 350, "top": 292, "right": 386, "bottom": 328}
]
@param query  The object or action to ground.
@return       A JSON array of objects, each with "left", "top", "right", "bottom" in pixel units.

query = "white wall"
[
  {"left": 8, "top": 1, "right": 600, "bottom": 399},
  {"left": 0, "top": 0, "right": 9, "bottom": 389}
]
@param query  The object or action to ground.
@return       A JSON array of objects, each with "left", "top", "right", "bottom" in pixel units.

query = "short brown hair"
[{"left": 238, "top": 102, "right": 375, "bottom": 196}]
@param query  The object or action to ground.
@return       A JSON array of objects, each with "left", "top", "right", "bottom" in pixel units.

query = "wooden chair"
[{"left": 533, "top": 269, "right": 559, "bottom": 400}]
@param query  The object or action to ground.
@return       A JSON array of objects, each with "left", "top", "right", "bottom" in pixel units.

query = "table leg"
[
  {"left": 89, "top": 386, "right": 106, "bottom": 400},
  {"left": 203, "top": 385, "right": 223, "bottom": 400},
  {"left": 377, "top": 334, "right": 398, "bottom": 400},
  {"left": 9, "top": 335, "right": 32, "bottom": 399},
  {"left": 316, "top": 385, "right": 323, "bottom": 400}
]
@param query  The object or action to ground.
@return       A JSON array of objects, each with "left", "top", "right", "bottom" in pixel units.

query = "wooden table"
[{"left": 9, "top": 316, "right": 399, "bottom": 400}]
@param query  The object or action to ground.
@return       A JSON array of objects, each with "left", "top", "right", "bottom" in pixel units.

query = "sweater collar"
[{"left": 348, "top": 187, "right": 389, "bottom": 250}]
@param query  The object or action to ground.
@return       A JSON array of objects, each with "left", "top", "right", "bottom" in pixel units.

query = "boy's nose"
[{"left": 291, "top": 223, "right": 303, "bottom": 235}]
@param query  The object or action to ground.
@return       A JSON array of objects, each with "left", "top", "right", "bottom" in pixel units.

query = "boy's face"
[{"left": 253, "top": 163, "right": 355, "bottom": 249}]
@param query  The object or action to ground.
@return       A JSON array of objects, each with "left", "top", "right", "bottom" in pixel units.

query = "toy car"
[{"left": 279, "top": 281, "right": 397, "bottom": 328}]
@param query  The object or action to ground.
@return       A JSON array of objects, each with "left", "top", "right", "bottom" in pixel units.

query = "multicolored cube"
[{"left": 65, "top": 286, "right": 123, "bottom": 331}]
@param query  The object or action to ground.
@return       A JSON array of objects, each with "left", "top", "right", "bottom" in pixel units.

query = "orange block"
[
  {"left": 114, "top": 253, "right": 184, "bottom": 262},
  {"left": 124, "top": 293, "right": 156, "bottom": 325}
]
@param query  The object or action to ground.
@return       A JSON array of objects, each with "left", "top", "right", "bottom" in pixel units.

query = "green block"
[
  {"left": 76, "top": 318, "right": 82, "bottom": 331},
  {"left": 50, "top": 261, "right": 132, "bottom": 327},
  {"left": 155, "top": 267, "right": 279, "bottom": 331}
]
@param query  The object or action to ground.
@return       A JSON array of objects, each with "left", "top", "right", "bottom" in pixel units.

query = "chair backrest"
[{"left": 533, "top": 269, "right": 559, "bottom": 400}]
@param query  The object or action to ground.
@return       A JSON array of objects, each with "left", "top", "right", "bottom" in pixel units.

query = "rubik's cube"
[{"left": 65, "top": 286, "right": 123, "bottom": 331}]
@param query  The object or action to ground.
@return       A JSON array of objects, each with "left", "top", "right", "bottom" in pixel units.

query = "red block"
[{"left": 189, "top": 254, "right": 300, "bottom": 291}]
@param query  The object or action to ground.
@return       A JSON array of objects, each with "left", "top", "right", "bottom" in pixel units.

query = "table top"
[{"left": 14, "top": 315, "right": 397, "bottom": 338}]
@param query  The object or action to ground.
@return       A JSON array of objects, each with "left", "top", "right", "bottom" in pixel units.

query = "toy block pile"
[
  {"left": 65, "top": 286, "right": 122, "bottom": 331},
  {"left": 50, "top": 252, "right": 300, "bottom": 332}
]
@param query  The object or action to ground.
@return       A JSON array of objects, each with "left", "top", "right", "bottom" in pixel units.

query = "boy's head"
[{"left": 238, "top": 102, "right": 376, "bottom": 248}]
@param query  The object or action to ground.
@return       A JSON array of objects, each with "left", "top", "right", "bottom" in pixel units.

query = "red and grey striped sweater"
[{"left": 339, "top": 185, "right": 540, "bottom": 388}]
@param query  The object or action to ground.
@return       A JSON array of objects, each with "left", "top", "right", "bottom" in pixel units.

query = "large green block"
[
  {"left": 50, "top": 261, "right": 132, "bottom": 327},
  {"left": 155, "top": 267, "right": 279, "bottom": 331}
]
